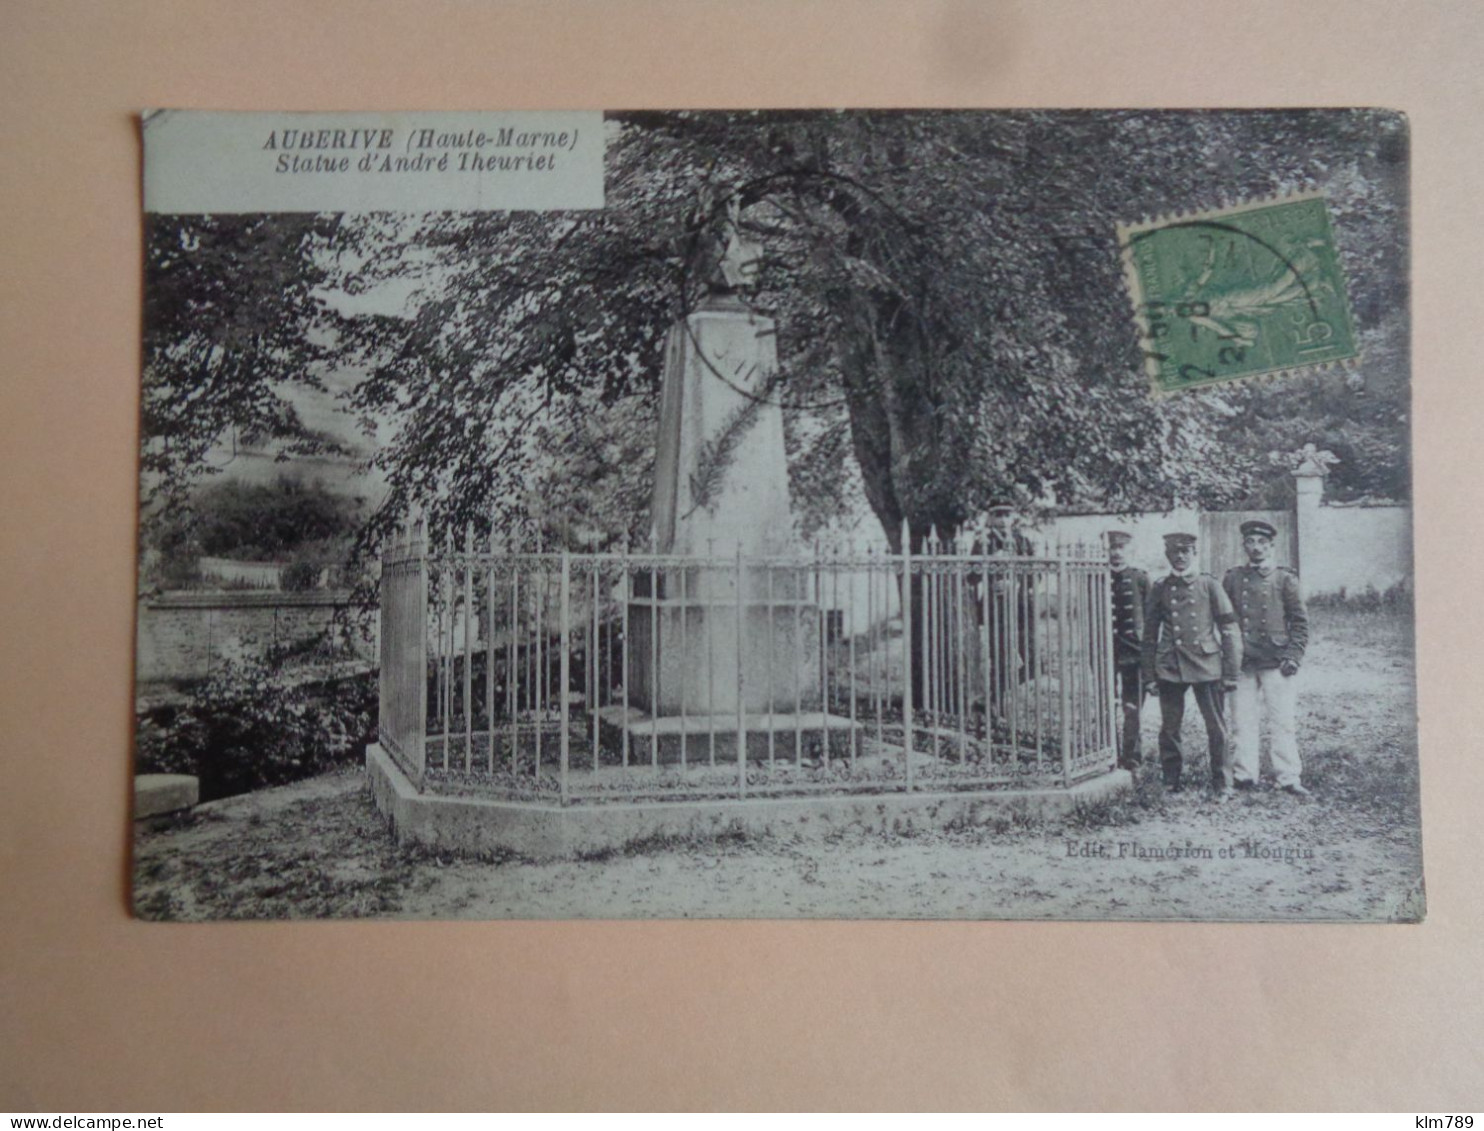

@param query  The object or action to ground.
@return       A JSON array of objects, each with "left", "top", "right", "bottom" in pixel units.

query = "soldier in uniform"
[
  {"left": 976, "top": 503, "right": 1038, "bottom": 714},
  {"left": 1223, "top": 519, "right": 1311, "bottom": 796},
  {"left": 1107, "top": 530, "right": 1150, "bottom": 771},
  {"left": 1141, "top": 532, "right": 1243, "bottom": 796}
]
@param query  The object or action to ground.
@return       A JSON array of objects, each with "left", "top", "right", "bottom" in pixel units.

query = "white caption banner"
[{"left": 143, "top": 110, "right": 605, "bottom": 213}]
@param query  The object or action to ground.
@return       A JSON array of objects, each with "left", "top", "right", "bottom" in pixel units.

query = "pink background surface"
[{"left": 2, "top": 0, "right": 1481, "bottom": 1110}]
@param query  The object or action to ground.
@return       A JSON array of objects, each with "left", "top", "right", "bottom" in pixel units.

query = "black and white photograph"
[{"left": 132, "top": 108, "right": 1420, "bottom": 921}]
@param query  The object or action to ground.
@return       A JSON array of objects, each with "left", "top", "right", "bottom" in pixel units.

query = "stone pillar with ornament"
[{"left": 1292, "top": 442, "right": 1337, "bottom": 588}]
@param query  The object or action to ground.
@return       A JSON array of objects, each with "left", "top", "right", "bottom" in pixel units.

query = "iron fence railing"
[{"left": 378, "top": 519, "right": 1118, "bottom": 805}]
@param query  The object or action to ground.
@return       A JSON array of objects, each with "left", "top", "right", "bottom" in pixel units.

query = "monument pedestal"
[{"left": 627, "top": 593, "right": 820, "bottom": 716}]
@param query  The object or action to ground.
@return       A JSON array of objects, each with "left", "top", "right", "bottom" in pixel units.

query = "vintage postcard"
[{"left": 133, "top": 109, "right": 1419, "bottom": 921}]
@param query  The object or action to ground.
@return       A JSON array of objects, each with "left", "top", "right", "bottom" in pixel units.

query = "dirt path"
[{"left": 133, "top": 609, "right": 1423, "bottom": 921}]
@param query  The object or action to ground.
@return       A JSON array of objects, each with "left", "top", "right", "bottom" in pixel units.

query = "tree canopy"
[
  {"left": 140, "top": 110, "right": 1410, "bottom": 556},
  {"left": 142, "top": 214, "right": 359, "bottom": 513}
]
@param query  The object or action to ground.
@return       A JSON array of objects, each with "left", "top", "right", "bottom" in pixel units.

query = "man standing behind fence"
[
  {"left": 1107, "top": 530, "right": 1149, "bottom": 772},
  {"left": 1142, "top": 532, "right": 1242, "bottom": 797},
  {"left": 975, "top": 503, "right": 1038, "bottom": 716},
  {"left": 1223, "top": 520, "right": 1311, "bottom": 796}
]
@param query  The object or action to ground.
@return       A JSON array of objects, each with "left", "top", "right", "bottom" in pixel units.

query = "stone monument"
[{"left": 618, "top": 208, "right": 855, "bottom": 761}]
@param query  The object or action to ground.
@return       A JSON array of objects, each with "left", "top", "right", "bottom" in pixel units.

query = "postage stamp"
[{"left": 1118, "top": 192, "right": 1360, "bottom": 394}]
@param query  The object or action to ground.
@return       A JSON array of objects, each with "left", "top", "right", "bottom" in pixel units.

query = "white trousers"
[{"left": 1231, "top": 667, "right": 1301, "bottom": 786}]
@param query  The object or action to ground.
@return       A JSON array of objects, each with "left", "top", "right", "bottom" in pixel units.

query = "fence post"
[
  {"left": 954, "top": 532, "right": 969, "bottom": 763},
  {"left": 736, "top": 541, "right": 747, "bottom": 799},
  {"left": 412, "top": 510, "right": 428, "bottom": 791},
  {"left": 534, "top": 530, "right": 544, "bottom": 777},
  {"left": 463, "top": 522, "right": 473, "bottom": 774},
  {"left": 620, "top": 538, "right": 630, "bottom": 768},
  {"left": 560, "top": 547, "right": 571, "bottom": 806},
  {"left": 901, "top": 518, "right": 914, "bottom": 794},
  {"left": 846, "top": 537, "right": 857, "bottom": 768},
  {"left": 1293, "top": 458, "right": 1327, "bottom": 580},
  {"left": 485, "top": 513, "right": 496, "bottom": 777},
  {"left": 377, "top": 531, "right": 393, "bottom": 780},
  {"left": 1058, "top": 556, "right": 1071, "bottom": 788},
  {"left": 981, "top": 537, "right": 993, "bottom": 754},
  {"left": 1102, "top": 563, "right": 1118, "bottom": 773},
  {"left": 649, "top": 527, "right": 659, "bottom": 768},
  {"left": 441, "top": 529, "right": 453, "bottom": 771},
  {"left": 816, "top": 538, "right": 827, "bottom": 770}
]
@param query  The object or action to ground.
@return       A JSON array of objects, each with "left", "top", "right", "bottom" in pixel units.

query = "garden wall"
[
  {"left": 1041, "top": 499, "right": 1411, "bottom": 598},
  {"left": 1300, "top": 503, "right": 1412, "bottom": 596},
  {"left": 136, "top": 590, "right": 377, "bottom": 684}
]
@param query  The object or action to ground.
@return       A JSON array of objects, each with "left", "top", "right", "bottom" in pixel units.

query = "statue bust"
[{"left": 695, "top": 195, "right": 762, "bottom": 300}]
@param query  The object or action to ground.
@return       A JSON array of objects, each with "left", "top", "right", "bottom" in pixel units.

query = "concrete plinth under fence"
[{"left": 365, "top": 742, "right": 1131, "bottom": 862}]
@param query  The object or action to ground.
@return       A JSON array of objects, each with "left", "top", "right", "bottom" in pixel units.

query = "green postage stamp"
[{"left": 1118, "top": 192, "right": 1359, "bottom": 393}]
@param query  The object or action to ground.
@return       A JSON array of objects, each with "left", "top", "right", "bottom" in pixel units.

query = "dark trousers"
[
  {"left": 1156, "top": 679, "right": 1229, "bottom": 789},
  {"left": 985, "top": 603, "right": 1036, "bottom": 708},
  {"left": 1117, "top": 663, "right": 1144, "bottom": 767}
]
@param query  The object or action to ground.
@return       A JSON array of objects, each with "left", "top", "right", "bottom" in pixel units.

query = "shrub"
[
  {"left": 152, "top": 553, "right": 204, "bottom": 590},
  {"left": 194, "top": 476, "right": 361, "bottom": 560},
  {"left": 135, "top": 660, "right": 375, "bottom": 801},
  {"left": 280, "top": 559, "right": 323, "bottom": 591},
  {"left": 142, "top": 476, "right": 362, "bottom": 591},
  {"left": 1308, "top": 580, "right": 1413, "bottom": 614}
]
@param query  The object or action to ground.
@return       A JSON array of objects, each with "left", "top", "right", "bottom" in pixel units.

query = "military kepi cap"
[
  {"left": 1163, "top": 532, "right": 1198, "bottom": 548},
  {"left": 1240, "top": 519, "right": 1278, "bottom": 539},
  {"left": 1106, "top": 530, "right": 1133, "bottom": 547}
]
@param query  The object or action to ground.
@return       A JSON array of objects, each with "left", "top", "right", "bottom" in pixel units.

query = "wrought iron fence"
[{"left": 378, "top": 519, "right": 1118, "bottom": 805}]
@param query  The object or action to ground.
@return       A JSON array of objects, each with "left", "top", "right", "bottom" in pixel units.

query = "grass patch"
[{"left": 576, "top": 824, "right": 757, "bottom": 863}]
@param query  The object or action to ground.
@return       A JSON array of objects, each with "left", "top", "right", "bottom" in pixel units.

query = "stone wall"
[
  {"left": 1040, "top": 497, "right": 1411, "bottom": 597},
  {"left": 1299, "top": 503, "right": 1412, "bottom": 596},
  {"left": 1036, "top": 508, "right": 1205, "bottom": 575},
  {"left": 136, "top": 590, "right": 378, "bottom": 685}
]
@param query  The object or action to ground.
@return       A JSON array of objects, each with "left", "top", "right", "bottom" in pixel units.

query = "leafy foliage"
[
  {"left": 279, "top": 559, "right": 324, "bottom": 592},
  {"left": 341, "top": 194, "right": 683, "bottom": 552},
  {"left": 136, "top": 663, "right": 375, "bottom": 802},
  {"left": 189, "top": 476, "right": 362, "bottom": 560},
  {"left": 1215, "top": 310, "right": 1411, "bottom": 507},
  {"left": 341, "top": 110, "right": 1407, "bottom": 551},
  {"left": 141, "top": 475, "right": 363, "bottom": 590},
  {"left": 143, "top": 112, "right": 1409, "bottom": 560},
  {"left": 142, "top": 214, "right": 357, "bottom": 512},
  {"left": 684, "top": 388, "right": 769, "bottom": 518},
  {"left": 1307, "top": 580, "right": 1414, "bottom": 613}
]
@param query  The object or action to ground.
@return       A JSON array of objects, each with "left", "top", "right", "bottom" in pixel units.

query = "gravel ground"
[{"left": 133, "top": 607, "right": 1423, "bottom": 922}]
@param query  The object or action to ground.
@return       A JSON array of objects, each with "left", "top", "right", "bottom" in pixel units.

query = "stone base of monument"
[
  {"left": 594, "top": 705, "right": 861, "bottom": 764},
  {"left": 626, "top": 594, "right": 822, "bottom": 717},
  {"left": 134, "top": 773, "right": 199, "bottom": 820},
  {"left": 365, "top": 741, "right": 1132, "bottom": 863}
]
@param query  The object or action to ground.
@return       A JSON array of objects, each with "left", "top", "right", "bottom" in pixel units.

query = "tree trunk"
[{"left": 834, "top": 290, "right": 982, "bottom": 713}]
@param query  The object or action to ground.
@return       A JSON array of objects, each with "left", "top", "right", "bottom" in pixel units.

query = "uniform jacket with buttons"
[
  {"left": 1222, "top": 564, "right": 1309, "bottom": 671},
  {"left": 1110, "top": 566, "right": 1150, "bottom": 667},
  {"left": 969, "top": 527, "right": 1038, "bottom": 628},
  {"left": 1140, "top": 571, "right": 1242, "bottom": 684}
]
